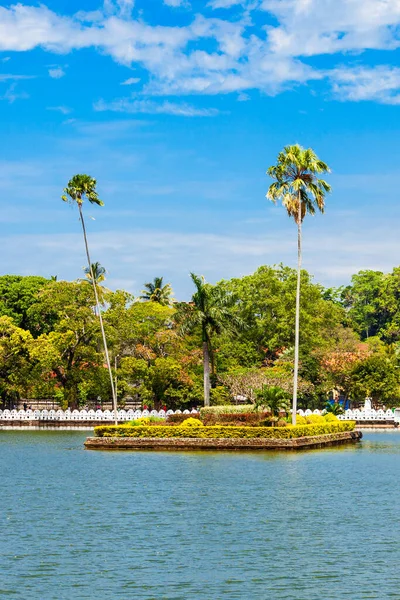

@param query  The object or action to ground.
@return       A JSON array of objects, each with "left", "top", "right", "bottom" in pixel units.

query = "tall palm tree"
[
  {"left": 62, "top": 174, "right": 118, "bottom": 424},
  {"left": 174, "top": 273, "right": 241, "bottom": 406},
  {"left": 267, "top": 145, "right": 331, "bottom": 424},
  {"left": 141, "top": 277, "right": 173, "bottom": 306}
]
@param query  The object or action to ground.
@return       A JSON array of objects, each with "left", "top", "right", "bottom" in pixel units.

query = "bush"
[
  {"left": 305, "top": 414, "right": 325, "bottom": 424},
  {"left": 166, "top": 413, "right": 200, "bottom": 425},
  {"left": 324, "top": 413, "right": 338, "bottom": 422},
  {"left": 180, "top": 417, "right": 204, "bottom": 427},
  {"left": 294, "top": 414, "right": 307, "bottom": 425},
  {"left": 200, "top": 405, "right": 255, "bottom": 417},
  {"left": 202, "top": 412, "right": 264, "bottom": 426},
  {"left": 128, "top": 416, "right": 166, "bottom": 426},
  {"left": 95, "top": 421, "right": 356, "bottom": 439},
  {"left": 201, "top": 412, "right": 281, "bottom": 427}
]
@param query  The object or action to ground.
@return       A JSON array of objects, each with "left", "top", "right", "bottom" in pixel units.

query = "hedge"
[
  {"left": 94, "top": 421, "right": 355, "bottom": 439},
  {"left": 199, "top": 405, "right": 256, "bottom": 417}
]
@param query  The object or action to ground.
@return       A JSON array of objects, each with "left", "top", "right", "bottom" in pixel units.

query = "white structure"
[{"left": 0, "top": 408, "right": 199, "bottom": 422}]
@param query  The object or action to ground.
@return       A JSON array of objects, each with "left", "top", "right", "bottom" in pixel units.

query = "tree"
[
  {"left": 0, "top": 275, "right": 51, "bottom": 335},
  {"left": 254, "top": 385, "right": 289, "bottom": 417},
  {"left": 347, "top": 354, "right": 400, "bottom": 406},
  {"left": 82, "top": 262, "right": 106, "bottom": 285},
  {"left": 140, "top": 277, "right": 173, "bottom": 306},
  {"left": 267, "top": 144, "right": 331, "bottom": 424},
  {"left": 29, "top": 281, "right": 110, "bottom": 408},
  {"left": 80, "top": 262, "right": 108, "bottom": 305},
  {"left": 0, "top": 316, "right": 34, "bottom": 407},
  {"left": 341, "top": 270, "right": 387, "bottom": 339},
  {"left": 62, "top": 174, "right": 117, "bottom": 422},
  {"left": 174, "top": 273, "right": 241, "bottom": 406}
]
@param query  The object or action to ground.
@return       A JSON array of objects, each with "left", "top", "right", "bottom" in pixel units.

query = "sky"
[{"left": 1, "top": 0, "right": 400, "bottom": 299}]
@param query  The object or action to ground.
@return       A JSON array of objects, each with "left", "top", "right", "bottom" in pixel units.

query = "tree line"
[
  {"left": 1, "top": 143, "right": 399, "bottom": 414},
  {"left": 1, "top": 264, "right": 400, "bottom": 410}
]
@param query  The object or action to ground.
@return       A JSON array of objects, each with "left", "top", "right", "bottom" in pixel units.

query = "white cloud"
[
  {"left": 262, "top": 0, "right": 400, "bottom": 57},
  {"left": 0, "top": 82, "right": 28, "bottom": 103},
  {"left": 164, "top": 0, "right": 188, "bottom": 6},
  {"left": 3, "top": 224, "right": 400, "bottom": 297},
  {"left": 207, "top": 0, "right": 246, "bottom": 8},
  {"left": 47, "top": 105, "right": 72, "bottom": 114},
  {"left": 121, "top": 76, "right": 141, "bottom": 85},
  {"left": 103, "top": 0, "right": 135, "bottom": 18},
  {"left": 48, "top": 66, "right": 65, "bottom": 78},
  {"left": 330, "top": 65, "right": 400, "bottom": 104},
  {"left": 0, "top": 73, "right": 34, "bottom": 81},
  {"left": 0, "top": 1, "right": 400, "bottom": 102},
  {"left": 94, "top": 97, "right": 220, "bottom": 116}
]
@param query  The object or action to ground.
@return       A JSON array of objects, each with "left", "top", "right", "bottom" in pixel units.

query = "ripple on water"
[{"left": 0, "top": 431, "right": 400, "bottom": 599}]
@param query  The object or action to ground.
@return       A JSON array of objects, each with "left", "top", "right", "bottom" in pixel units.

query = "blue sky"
[{"left": 1, "top": 0, "right": 400, "bottom": 299}]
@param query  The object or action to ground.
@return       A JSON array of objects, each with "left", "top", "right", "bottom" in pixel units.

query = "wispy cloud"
[
  {"left": 121, "top": 76, "right": 141, "bottom": 85},
  {"left": 164, "top": 0, "right": 189, "bottom": 6},
  {"left": 3, "top": 224, "right": 400, "bottom": 298},
  {"left": 330, "top": 65, "right": 400, "bottom": 104},
  {"left": 47, "top": 105, "right": 72, "bottom": 114},
  {"left": 0, "top": 82, "right": 28, "bottom": 103},
  {"left": 94, "top": 97, "right": 221, "bottom": 116},
  {"left": 48, "top": 66, "right": 65, "bottom": 79},
  {"left": 0, "top": 73, "right": 34, "bottom": 81}
]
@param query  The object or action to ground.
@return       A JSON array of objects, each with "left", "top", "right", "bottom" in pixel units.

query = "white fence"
[
  {"left": 297, "top": 408, "right": 399, "bottom": 422},
  {"left": 0, "top": 408, "right": 199, "bottom": 422},
  {"left": 1, "top": 407, "right": 399, "bottom": 423}
]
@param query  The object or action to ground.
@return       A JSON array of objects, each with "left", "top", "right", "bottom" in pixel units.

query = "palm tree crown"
[
  {"left": 83, "top": 262, "right": 106, "bottom": 285},
  {"left": 141, "top": 277, "right": 173, "bottom": 306},
  {"left": 175, "top": 274, "right": 236, "bottom": 341},
  {"left": 267, "top": 144, "right": 331, "bottom": 222},
  {"left": 62, "top": 174, "right": 103, "bottom": 207}
]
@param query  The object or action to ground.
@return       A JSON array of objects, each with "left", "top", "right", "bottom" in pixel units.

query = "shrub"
[
  {"left": 94, "top": 421, "right": 356, "bottom": 439},
  {"left": 128, "top": 416, "right": 166, "bottom": 426},
  {"left": 294, "top": 414, "right": 307, "bottom": 425},
  {"left": 305, "top": 414, "right": 325, "bottom": 424},
  {"left": 324, "top": 413, "right": 338, "bottom": 422},
  {"left": 166, "top": 413, "right": 200, "bottom": 425},
  {"left": 199, "top": 405, "right": 255, "bottom": 417},
  {"left": 180, "top": 417, "right": 204, "bottom": 427},
  {"left": 202, "top": 412, "right": 264, "bottom": 426}
]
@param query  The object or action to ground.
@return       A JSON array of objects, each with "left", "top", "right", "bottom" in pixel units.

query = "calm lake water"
[{"left": 1, "top": 431, "right": 400, "bottom": 599}]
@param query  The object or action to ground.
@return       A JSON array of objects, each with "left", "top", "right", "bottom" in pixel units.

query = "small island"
[{"left": 85, "top": 410, "right": 361, "bottom": 451}]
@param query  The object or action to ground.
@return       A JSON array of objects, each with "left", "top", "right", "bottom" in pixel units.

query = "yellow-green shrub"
[
  {"left": 94, "top": 421, "right": 355, "bottom": 439},
  {"left": 180, "top": 417, "right": 204, "bottom": 427},
  {"left": 294, "top": 414, "right": 307, "bottom": 425},
  {"left": 324, "top": 413, "right": 338, "bottom": 422},
  {"left": 305, "top": 414, "right": 325, "bottom": 424}
]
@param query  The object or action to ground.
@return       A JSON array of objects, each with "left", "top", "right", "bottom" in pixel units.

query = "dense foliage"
[
  {"left": 94, "top": 421, "right": 355, "bottom": 439},
  {"left": 1, "top": 264, "right": 400, "bottom": 409}
]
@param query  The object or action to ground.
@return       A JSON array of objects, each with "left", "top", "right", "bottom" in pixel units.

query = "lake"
[{"left": 1, "top": 431, "right": 399, "bottom": 599}]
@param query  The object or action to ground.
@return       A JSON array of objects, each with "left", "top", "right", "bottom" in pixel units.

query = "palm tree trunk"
[
  {"left": 78, "top": 204, "right": 118, "bottom": 425},
  {"left": 203, "top": 340, "right": 211, "bottom": 406},
  {"left": 292, "top": 198, "right": 302, "bottom": 425}
]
